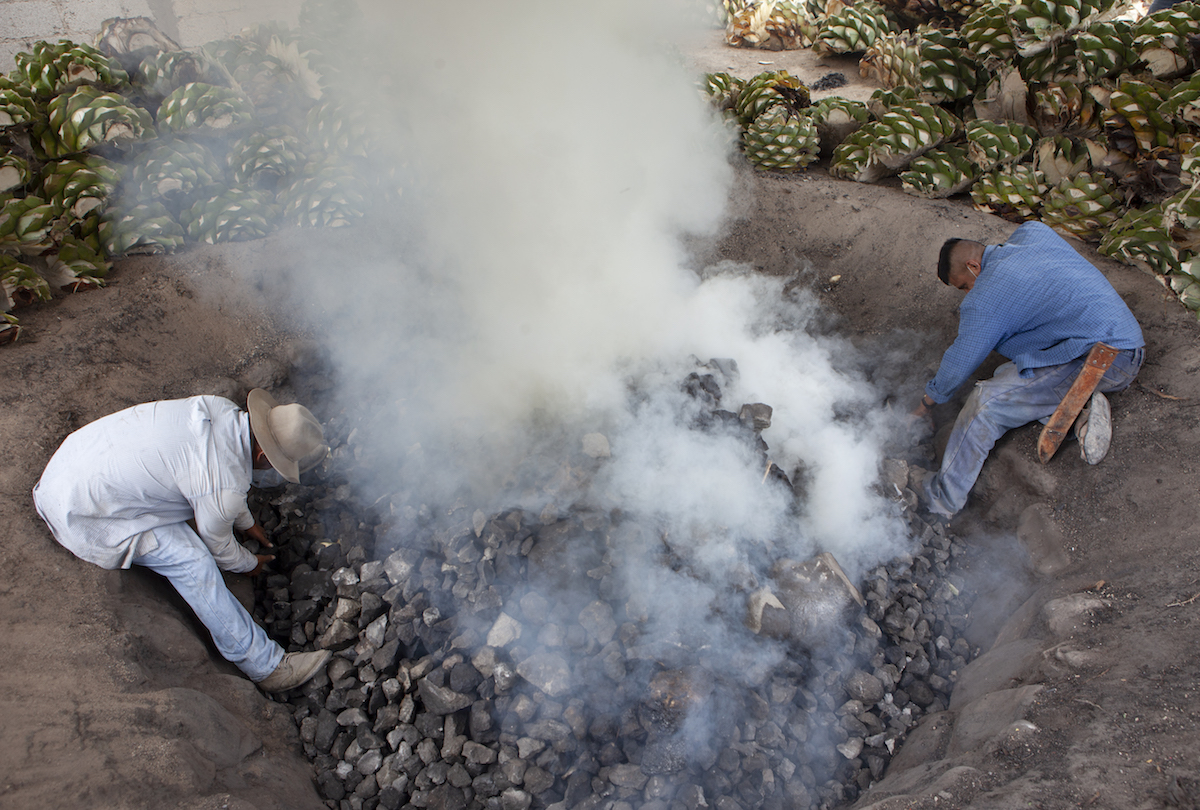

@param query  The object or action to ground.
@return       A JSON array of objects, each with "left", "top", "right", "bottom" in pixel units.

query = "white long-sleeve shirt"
[{"left": 32, "top": 396, "right": 259, "bottom": 572}]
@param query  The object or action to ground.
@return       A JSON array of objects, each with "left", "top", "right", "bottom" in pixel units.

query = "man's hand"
[
  {"left": 911, "top": 392, "right": 936, "bottom": 419},
  {"left": 249, "top": 554, "right": 275, "bottom": 576},
  {"left": 242, "top": 522, "right": 273, "bottom": 548},
  {"left": 908, "top": 393, "right": 935, "bottom": 441}
]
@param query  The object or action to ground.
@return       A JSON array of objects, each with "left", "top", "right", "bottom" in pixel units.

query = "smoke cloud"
[{"left": 265, "top": 0, "right": 910, "bottom": 590}]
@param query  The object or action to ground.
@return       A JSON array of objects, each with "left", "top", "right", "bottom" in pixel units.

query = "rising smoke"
[{"left": 265, "top": 0, "right": 910, "bottom": 594}]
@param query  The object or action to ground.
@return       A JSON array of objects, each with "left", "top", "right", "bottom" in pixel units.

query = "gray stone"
[
  {"left": 887, "top": 711, "right": 954, "bottom": 774},
  {"left": 471, "top": 646, "right": 500, "bottom": 678},
  {"left": 487, "top": 613, "right": 523, "bottom": 647},
  {"left": 418, "top": 678, "right": 472, "bottom": 715},
  {"left": 448, "top": 762, "right": 473, "bottom": 788},
  {"left": 318, "top": 618, "right": 359, "bottom": 650},
  {"left": 354, "top": 772, "right": 379, "bottom": 799},
  {"left": 880, "top": 458, "right": 908, "bottom": 493},
  {"left": 947, "top": 686, "right": 1044, "bottom": 756},
  {"left": 517, "top": 736, "right": 546, "bottom": 759},
  {"left": 836, "top": 737, "right": 864, "bottom": 760},
  {"left": 383, "top": 548, "right": 422, "bottom": 586},
  {"left": 333, "top": 567, "right": 360, "bottom": 588},
  {"left": 519, "top": 591, "right": 550, "bottom": 624},
  {"left": 1042, "top": 593, "right": 1109, "bottom": 638},
  {"left": 314, "top": 710, "right": 339, "bottom": 753},
  {"left": 511, "top": 694, "right": 538, "bottom": 722},
  {"left": 364, "top": 614, "right": 388, "bottom": 648},
  {"left": 359, "top": 591, "right": 386, "bottom": 624},
  {"left": 358, "top": 748, "right": 384, "bottom": 775},
  {"left": 907, "top": 680, "right": 936, "bottom": 708},
  {"left": 338, "top": 708, "right": 369, "bottom": 727},
  {"left": 515, "top": 652, "right": 572, "bottom": 697},
  {"left": 143, "top": 688, "right": 262, "bottom": 770},
  {"left": 678, "top": 784, "right": 708, "bottom": 810},
  {"left": 1054, "top": 646, "right": 1104, "bottom": 668},
  {"left": 501, "top": 788, "right": 533, "bottom": 810},
  {"left": 738, "top": 402, "right": 772, "bottom": 431},
  {"left": 373, "top": 639, "right": 403, "bottom": 674},
  {"left": 578, "top": 601, "right": 617, "bottom": 645},
  {"left": 949, "top": 638, "right": 1043, "bottom": 711},
  {"left": 463, "top": 741, "right": 498, "bottom": 766},
  {"left": 524, "top": 766, "right": 554, "bottom": 795},
  {"left": 608, "top": 764, "right": 648, "bottom": 790},
  {"left": 328, "top": 657, "right": 356, "bottom": 682},
  {"left": 428, "top": 783, "right": 467, "bottom": 810},
  {"left": 360, "top": 560, "right": 385, "bottom": 582},
  {"left": 843, "top": 670, "right": 885, "bottom": 704},
  {"left": 524, "top": 719, "right": 572, "bottom": 744},
  {"left": 382, "top": 677, "right": 403, "bottom": 701},
  {"left": 494, "top": 661, "right": 517, "bottom": 692}
]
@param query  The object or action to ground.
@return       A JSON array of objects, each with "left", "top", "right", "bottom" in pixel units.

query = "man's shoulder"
[
  {"left": 190, "top": 394, "right": 242, "bottom": 416},
  {"left": 1005, "top": 220, "right": 1059, "bottom": 247}
]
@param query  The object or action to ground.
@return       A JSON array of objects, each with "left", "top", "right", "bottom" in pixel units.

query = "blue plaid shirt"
[{"left": 925, "top": 222, "right": 1144, "bottom": 403}]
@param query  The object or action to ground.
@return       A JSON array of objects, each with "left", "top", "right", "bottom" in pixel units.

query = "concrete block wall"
[{"left": 0, "top": 0, "right": 303, "bottom": 69}]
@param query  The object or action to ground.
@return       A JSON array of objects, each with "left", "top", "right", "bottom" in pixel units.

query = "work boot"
[
  {"left": 908, "top": 466, "right": 954, "bottom": 524},
  {"left": 1077, "top": 391, "right": 1112, "bottom": 465},
  {"left": 257, "top": 650, "right": 332, "bottom": 692}
]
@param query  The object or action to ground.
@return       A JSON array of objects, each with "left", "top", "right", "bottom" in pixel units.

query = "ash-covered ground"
[
  {"left": 2, "top": 7, "right": 1200, "bottom": 809},
  {"left": 4, "top": 165, "right": 1200, "bottom": 810}
]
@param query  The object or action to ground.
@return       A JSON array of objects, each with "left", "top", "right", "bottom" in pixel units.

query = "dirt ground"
[{"left": 3, "top": 30, "right": 1200, "bottom": 810}]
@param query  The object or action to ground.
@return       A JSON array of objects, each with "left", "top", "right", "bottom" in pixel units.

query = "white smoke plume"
[{"left": 266, "top": 0, "right": 910, "bottom": 586}]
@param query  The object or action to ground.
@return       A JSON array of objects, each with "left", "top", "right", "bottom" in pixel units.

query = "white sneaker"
[
  {"left": 257, "top": 650, "right": 331, "bottom": 692},
  {"left": 1078, "top": 391, "right": 1112, "bottom": 466}
]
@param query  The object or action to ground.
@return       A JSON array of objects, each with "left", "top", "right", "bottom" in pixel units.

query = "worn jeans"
[
  {"left": 133, "top": 522, "right": 283, "bottom": 681},
  {"left": 924, "top": 347, "right": 1144, "bottom": 517}
]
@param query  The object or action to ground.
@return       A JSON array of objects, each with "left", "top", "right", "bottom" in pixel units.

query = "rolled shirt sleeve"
[{"left": 192, "top": 489, "right": 259, "bottom": 573}]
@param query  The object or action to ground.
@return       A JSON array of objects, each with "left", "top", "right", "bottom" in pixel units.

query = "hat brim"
[{"left": 247, "top": 388, "right": 301, "bottom": 484}]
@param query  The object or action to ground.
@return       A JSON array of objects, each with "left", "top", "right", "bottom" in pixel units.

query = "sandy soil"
[{"left": 2, "top": 30, "right": 1200, "bottom": 810}]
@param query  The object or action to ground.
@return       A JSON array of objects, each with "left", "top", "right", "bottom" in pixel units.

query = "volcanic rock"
[
  {"left": 608, "top": 763, "right": 649, "bottom": 790},
  {"left": 515, "top": 651, "right": 572, "bottom": 697},
  {"left": 488, "top": 613, "right": 523, "bottom": 647},
  {"left": 843, "top": 670, "right": 885, "bottom": 704},
  {"left": 1041, "top": 593, "right": 1109, "bottom": 638},
  {"left": 417, "top": 678, "right": 472, "bottom": 715},
  {"left": 579, "top": 600, "right": 617, "bottom": 645},
  {"left": 318, "top": 618, "right": 359, "bottom": 650}
]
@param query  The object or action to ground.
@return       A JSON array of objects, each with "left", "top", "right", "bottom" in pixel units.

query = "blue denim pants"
[
  {"left": 925, "top": 347, "right": 1144, "bottom": 517},
  {"left": 133, "top": 522, "right": 284, "bottom": 681}
]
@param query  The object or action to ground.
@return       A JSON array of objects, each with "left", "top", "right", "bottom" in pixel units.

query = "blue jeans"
[
  {"left": 133, "top": 523, "right": 283, "bottom": 681},
  {"left": 925, "top": 348, "right": 1144, "bottom": 517}
]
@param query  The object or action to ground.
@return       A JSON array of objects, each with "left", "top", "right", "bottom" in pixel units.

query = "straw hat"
[{"left": 247, "top": 389, "right": 329, "bottom": 484}]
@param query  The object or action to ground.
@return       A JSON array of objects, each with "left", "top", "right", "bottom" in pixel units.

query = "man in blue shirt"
[{"left": 911, "top": 222, "right": 1145, "bottom": 518}]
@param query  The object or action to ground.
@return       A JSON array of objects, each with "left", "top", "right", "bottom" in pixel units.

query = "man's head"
[
  {"left": 247, "top": 389, "right": 329, "bottom": 484},
  {"left": 937, "top": 238, "right": 985, "bottom": 291}
]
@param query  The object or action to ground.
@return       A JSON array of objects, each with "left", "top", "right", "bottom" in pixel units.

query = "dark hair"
[{"left": 937, "top": 238, "right": 963, "bottom": 285}]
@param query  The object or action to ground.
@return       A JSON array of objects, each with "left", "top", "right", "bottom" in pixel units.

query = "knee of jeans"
[
  {"left": 944, "top": 390, "right": 982, "bottom": 432},
  {"left": 151, "top": 525, "right": 222, "bottom": 583},
  {"left": 1100, "top": 363, "right": 1138, "bottom": 392}
]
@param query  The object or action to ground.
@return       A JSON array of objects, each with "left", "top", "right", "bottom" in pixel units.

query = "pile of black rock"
[{"left": 248, "top": 364, "right": 978, "bottom": 810}]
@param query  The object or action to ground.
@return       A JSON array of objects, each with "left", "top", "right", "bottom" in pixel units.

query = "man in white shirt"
[{"left": 33, "top": 389, "right": 333, "bottom": 691}]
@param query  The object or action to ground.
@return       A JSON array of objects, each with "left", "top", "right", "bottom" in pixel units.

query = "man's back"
[
  {"left": 33, "top": 396, "right": 250, "bottom": 568},
  {"left": 965, "top": 222, "right": 1144, "bottom": 373}
]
